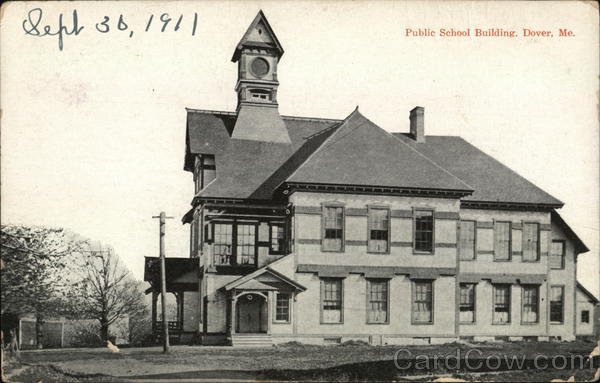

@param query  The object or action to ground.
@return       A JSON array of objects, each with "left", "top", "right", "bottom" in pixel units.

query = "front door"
[{"left": 236, "top": 294, "right": 264, "bottom": 333}]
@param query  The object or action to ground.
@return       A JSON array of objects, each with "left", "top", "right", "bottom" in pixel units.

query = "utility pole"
[{"left": 152, "top": 211, "right": 173, "bottom": 353}]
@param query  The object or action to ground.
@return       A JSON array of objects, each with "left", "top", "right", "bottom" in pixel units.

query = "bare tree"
[
  {"left": 1, "top": 225, "right": 76, "bottom": 348},
  {"left": 68, "top": 245, "right": 146, "bottom": 342}
]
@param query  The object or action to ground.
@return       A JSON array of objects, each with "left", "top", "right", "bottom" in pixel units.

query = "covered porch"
[
  {"left": 222, "top": 267, "right": 306, "bottom": 346},
  {"left": 144, "top": 257, "right": 200, "bottom": 344}
]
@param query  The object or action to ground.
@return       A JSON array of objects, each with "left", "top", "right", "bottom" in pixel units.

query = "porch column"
[
  {"left": 180, "top": 291, "right": 185, "bottom": 330},
  {"left": 231, "top": 295, "right": 237, "bottom": 335},
  {"left": 151, "top": 291, "right": 158, "bottom": 335},
  {"left": 292, "top": 292, "right": 298, "bottom": 334},
  {"left": 267, "top": 291, "right": 273, "bottom": 335},
  {"left": 175, "top": 291, "right": 184, "bottom": 329}
]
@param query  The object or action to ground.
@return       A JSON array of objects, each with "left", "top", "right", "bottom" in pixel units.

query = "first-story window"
[
  {"left": 581, "top": 310, "right": 590, "bottom": 323},
  {"left": 493, "top": 284, "right": 511, "bottom": 324},
  {"left": 412, "top": 280, "right": 433, "bottom": 323},
  {"left": 322, "top": 206, "right": 344, "bottom": 252},
  {"left": 494, "top": 221, "right": 511, "bottom": 261},
  {"left": 521, "top": 285, "right": 539, "bottom": 323},
  {"left": 321, "top": 278, "right": 343, "bottom": 323},
  {"left": 368, "top": 208, "right": 390, "bottom": 253},
  {"left": 459, "top": 220, "right": 476, "bottom": 260},
  {"left": 522, "top": 223, "right": 539, "bottom": 261},
  {"left": 550, "top": 286, "right": 564, "bottom": 323},
  {"left": 550, "top": 240, "right": 565, "bottom": 269},
  {"left": 367, "top": 279, "right": 389, "bottom": 323},
  {"left": 275, "top": 292, "right": 290, "bottom": 322},
  {"left": 213, "top": 223, "right": 233, "bottom": 265},
  {"left": 459, "top": 283, "right": 476, "bottom": 323},
  {"left": 414, "top": 210, "right": 434, "bottom": 253},
  {"left": 270, "top": 222, "right": 286, "bottom": 254}
]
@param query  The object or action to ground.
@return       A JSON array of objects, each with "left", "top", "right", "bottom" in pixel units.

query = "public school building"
[{"left": 143, "top": 11, "right": 595, "bottom": 346}]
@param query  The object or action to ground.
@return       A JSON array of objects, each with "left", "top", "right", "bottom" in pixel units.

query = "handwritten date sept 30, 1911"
[{"left": 22, "top": 8, "right": 199, "bottom": 51}]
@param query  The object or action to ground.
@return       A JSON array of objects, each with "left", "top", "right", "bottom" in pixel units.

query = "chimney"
[{"left": 409, "top": 106, "right": 425, "bottom": 143}]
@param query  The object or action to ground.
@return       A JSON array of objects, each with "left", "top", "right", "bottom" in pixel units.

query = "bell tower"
[{"left": 230, "top": 11, "right": 291, "bottom": 144}]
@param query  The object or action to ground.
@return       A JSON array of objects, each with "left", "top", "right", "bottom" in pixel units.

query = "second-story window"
[
  {"left": 522, "top": 223, "right": 539, "bottom": 261},
  {"left": 414, "top": 210, "right": 434, "bottom": 253},
  {"left": 322, "top": 206, "right": 344, "bottom": 252},
  {"left": 368, "top": 208, "right": 390, "bottom": 253},
  {"left": 236, "top": 224, "right": 256, "bottom": 265},
  {"left": 494, "top": 221, "right": 511, "bottom": 261},
  {"left": 459, "top": 220, "right": 476, "bottom": 260},
  {"left": 269, "top": 222, "right": 286, "bottom": 254},
  {"left": 213, "top": 223, "right": 233, "bottom": 265},
  {"left": 550, "top": 240, "right": 565, "bottom": 269}
]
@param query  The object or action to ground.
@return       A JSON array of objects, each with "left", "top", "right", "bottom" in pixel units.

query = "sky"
[{"left": 1, "top": 1, "right": 598, "bottom": 296}]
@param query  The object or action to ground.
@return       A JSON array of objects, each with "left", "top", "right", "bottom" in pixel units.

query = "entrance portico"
[{"left": 223, "top": 267, "right": 306, "bottom": 344}]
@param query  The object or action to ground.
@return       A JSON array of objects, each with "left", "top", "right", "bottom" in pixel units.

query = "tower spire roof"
[{"left": 231, "top": 10, "right": 284, "bottom": 62}]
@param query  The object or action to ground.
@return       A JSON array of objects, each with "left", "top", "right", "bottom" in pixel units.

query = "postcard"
[{"left": 1, "top": 1, "right": 598, "bottom": 382}]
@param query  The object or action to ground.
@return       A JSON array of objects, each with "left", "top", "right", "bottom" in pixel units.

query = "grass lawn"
[{"left": 3, "top": 339, "right": 598, "bottom": 382}]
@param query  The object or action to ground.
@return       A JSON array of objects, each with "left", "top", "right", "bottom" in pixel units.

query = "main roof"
[
  {"left": 185, "top": 107, "right": 563, "bottom": 208},
  {"left": 393, "top": 134, "right": 564, "bottom": 207},
  {"left": 287, "top": 110, "right": 472, "bottom": 192}
]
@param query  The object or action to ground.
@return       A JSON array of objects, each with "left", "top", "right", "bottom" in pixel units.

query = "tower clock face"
[{"left": 250, "top": 57, "right": 270, "bottom": 78}]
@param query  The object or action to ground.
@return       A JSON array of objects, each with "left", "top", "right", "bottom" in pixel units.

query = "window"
[
  {"left": 522, "top": 285, "right": 539, "bottom": 323},
  {"left": 194, "top": 161, "right": 202, "bottom": 193},
  {"left": 550, "top": 286, "right": 564, "bottom": 323},
  {"left": 493, "top": 285, "right": 511, "bottom": 324},
  {"left": 321, "top": 278, "right": 343, "bottom": 323},
  {"left": 213, "top": 223, "right": 233, "bottom": 265},
  {"left": 236, "top": 224, "right": 256, "bottom": 265},
  {"left": 195, "top": 155, "right": 216, "bottom": 193},
  {"left": 367, "top": 279, "right": 388, "bottom": 323},
  {"left": 459, "top": 221, "right": 476, "bottom": 260},
  {"left": 494, "top": 221, "right": 511, "bottom": 261},
  {"left": 414, "top": 210, "right": 434, "bottom": 253},
  {"left": 522, "top": 223, "right": 539, "bottom": 261},
  {"left": 368, "top": 208, "right": 390, "bottom": 253},
  {"left": 581, "top": 310, "right": 590, "bottom": 323},
  {"left": 191, "top": 219, "right": 197, "bottom": 255},
  {"left": 322, "top": 206, "right": 344, "bottom": 252},
  {"left": 550, "top": 240, "right": 565, "bottom": 269},
  {"left": 412, "top": 281, "right": 433, "bottom": 323},
  {"left": 249, "top": 88, "right": 272, "bottom": 101},
  {"left": 459, "top": 283, "right": 476, "bottom": 323},
  {"left": 270, "top": 223, "right": 286, "bottom": 254},
  {"left": 275, "top": 293, "right": 290, "bottom": 322}
]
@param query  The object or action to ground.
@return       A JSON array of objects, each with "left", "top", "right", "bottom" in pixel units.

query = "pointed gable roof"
[
  {"left": 224, "top": 266, "right": 306, "bottom": 292},
  {"left": 231, "top": 10, "right": 284, "bottom": 62},
  {"left": 552, "top": 210, "right": 589, "bottom": 254},
  {"left": 287, "top": 109, "right": 473, "bottom": 193},
  {"left": 577, "top": 282, "right": 599, "bottom": 304}
]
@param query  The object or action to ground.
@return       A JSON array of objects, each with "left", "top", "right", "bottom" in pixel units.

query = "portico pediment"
[{"left": 223, "top": 267, "right": 306, "bottom": 293}]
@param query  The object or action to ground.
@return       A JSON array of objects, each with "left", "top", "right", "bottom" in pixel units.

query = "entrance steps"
[{"left": 230, "top": 333, "right": 272, "bottom": 347}]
